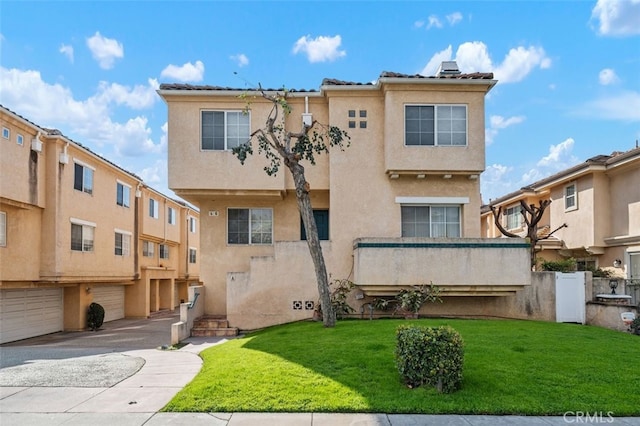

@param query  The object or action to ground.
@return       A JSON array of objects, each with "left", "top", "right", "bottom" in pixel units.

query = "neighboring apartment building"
[
  {"left": 158, "top": 62, "right": 531, "bottom": 330},
  {"left": 0, "top": 105, "right": 200, "bottom": 344},
  {"left": 481, "top": 147, "right": 640, "bottom": 278}
]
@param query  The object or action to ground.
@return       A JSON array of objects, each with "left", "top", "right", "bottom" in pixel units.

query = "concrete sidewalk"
[{"left": 1, "top": 313, "right": 639, "bottom": 425}]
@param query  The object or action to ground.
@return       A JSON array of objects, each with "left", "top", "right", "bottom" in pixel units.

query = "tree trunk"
[{"left": 288, "top": 160, "right": 336, "bottom": 327}]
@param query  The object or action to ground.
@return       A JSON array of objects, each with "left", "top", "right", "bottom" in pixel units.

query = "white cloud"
[
  {"left": 59, "top": 44, "right": 74, "bottom": 63},
  {"left": 481, "top": 163, "right": 515, "bottom": 203},
  {"left": 420, "top": 41, "right": 551, "bottom": 83},
  {"left": 292, "top": 35, "right": 346, "bottom": 63},
  {"left": 590, "top": 0, "right": 640, "bottom": 36},
  {"left": 578, "top": 91, "right": 640, "bottom": 121},
  {"left": 86, "top": 32, "right": 124, "bottom": 70},
  {"left": 160, "top": 60, "right": 204, "bottom": 82},
  {"left": 446, "top": 12, "right": 463, "bottom": 26},
  {"left": 427, "top": 15, "right": 443, "bottom": 29},
  {"left": 485, "top": 115, "right": 526, "bottom": 145},
  {"left": 0, "top": 66, "right": 162, "bottom": 158},
  {"left": 414, "top": 20, "right": 425, "bottom": 29},
  {"left": 230, "top": 54, "right": 249, "bottom": 67},
  {"left": 598, "top": 68, "right": 619, "bottom": 85},
  {"left": 138, "top": 158, "right": 167, "bottom": 186},
  {"left": 536, "top": 138, "right": 577, "bottom": 168}
]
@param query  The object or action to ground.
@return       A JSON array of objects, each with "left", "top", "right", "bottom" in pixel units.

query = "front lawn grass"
[{"left": 163, "top": 319, "right": 640, "bottom": 415}]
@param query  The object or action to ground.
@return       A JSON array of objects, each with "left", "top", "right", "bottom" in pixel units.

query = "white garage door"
[
  {"left": 91, "top": 286, "right": 125, "bottom": 322},
  {"left": 0, "top": 288, "right": 64, "bottom": 344}
]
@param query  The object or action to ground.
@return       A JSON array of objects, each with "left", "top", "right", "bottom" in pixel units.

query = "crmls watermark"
[{"left": 563, "top": 412, "right": 615, "bottom": 423}]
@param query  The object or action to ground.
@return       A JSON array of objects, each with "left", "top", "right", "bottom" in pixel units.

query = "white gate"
[{"left": 555, "top": 272, "right": 586, "bottom": 324}]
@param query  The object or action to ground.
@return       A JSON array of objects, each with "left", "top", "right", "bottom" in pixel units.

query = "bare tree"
[
  {"left": 490, "top": 199, "right": 567, "bottom": 270},
  {"left": 232, "top": 88, "right": 350, "bottom": 327}
]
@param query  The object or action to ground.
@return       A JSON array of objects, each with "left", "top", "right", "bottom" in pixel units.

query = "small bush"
[
  {"left": 631, "top": 316, "right": 640, "bottom": 336},
  {"left": 539, "top": 258, "right": 577, "bottom": 272},
  {"left": 87, "top": 302, "right": 105, "bottom": 331},
  {"left": 395, "top": 324, "right": 464, "bottom": 393}
]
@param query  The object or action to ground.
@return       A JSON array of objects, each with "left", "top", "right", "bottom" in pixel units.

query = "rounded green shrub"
[
  {"left": 395, "top": 324, "right": 464, "bottom": 393},
  {"left": 87, "top": 302, "right": 105, "bottom": 331}
]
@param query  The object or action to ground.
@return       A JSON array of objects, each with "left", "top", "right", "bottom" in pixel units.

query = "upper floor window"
[
  {"left": 504, "top": 205, "right": 522, "bottom": 230},
  {"left": 2, "top": 127, "right": 9, "bottom": 139},
  {"left": 565, "top": 183, "right": 577, "bottom": 211},
  {"left": 228, "top": 208, "right": 272, "bottom": 245},
  {"left": 201, "top": 110, "right": 250, "bottom": 150},
  {"left": 149, "top": 198, "right": 159, "bottom": 218},
  {"left": 0, "top": 211, "right": 6, "bottom": 247},
  {"left": 405, "top": 105, "right": 467, "bottom": 146},
  {"left": 71, "top": 219, "right": 95, "bottom": 252},
  {"left": 116, "top": 181, "right": 130, "bottom": 208},
  {"left": 17, "top": 134, "right": 24, "bottom": 146},
  {"left": 189, "top": 248, "right": 197, "bottom": 264},
  {"left": 168, "top": 207, "right": 176, "bottom": 225},
  {"left": 143, "top": 241, "right": 155, "bottom": 257},
  {"left": 159, "top": 243, "right": 170, "bottom": 259},
  {"left": 74, "top": 161, "right": 94, "bottom": 195},
  {"left": 114, "top": 230, "right": 131, "bottom": 256},
  {"left": 189, "top": 217, "right": 197, "bottom": 233},
  {"left": 401, "top": 205, "right": 461, "bottom": 238}
]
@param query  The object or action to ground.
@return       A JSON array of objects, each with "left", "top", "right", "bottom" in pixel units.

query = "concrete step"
[
  {"left": 193, "top": 318, "right": 229, "bottom": 328},
  {"left": 191, "top": 327, "right": 238, "bottom": 337}
]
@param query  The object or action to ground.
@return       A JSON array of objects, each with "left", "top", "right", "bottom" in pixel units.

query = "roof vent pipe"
[{"left": 436, "top": 61, "right": 461, "bottom": 77}]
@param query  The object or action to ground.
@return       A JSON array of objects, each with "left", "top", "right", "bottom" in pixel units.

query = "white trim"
[
  {"left": 70, "top": 217, "right": 97, "bottom": 227},
  {"left": 116, "top": 179, "right": 132, "bottom": 188},
  {"left": 73, "top": 158, "right": 96, "bottom": 170},
  {"left": 395, "top": 196, "right": 469, "bottom": 204},
  {"left": 114, "top": 228, "right": 132, "bottom": 236}
]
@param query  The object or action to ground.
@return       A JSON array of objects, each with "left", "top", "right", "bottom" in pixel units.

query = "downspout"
[{"left": 133, "top": 184, "right": 141, "bottom": 280}]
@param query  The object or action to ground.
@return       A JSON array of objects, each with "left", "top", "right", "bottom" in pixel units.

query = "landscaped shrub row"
[{"left": 395, "top": 324, "right": 464, "bottom": 393}]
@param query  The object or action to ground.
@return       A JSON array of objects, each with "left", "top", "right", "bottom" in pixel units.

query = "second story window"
[
  {"left": 149, "top": 198, "right": 159, "bottom": 218},
  {"left": 143, "top": 241, "right": 155, "bottom": 257},
  {"left": 201, "top": 110, "right": 250, "bottom": 151},
  {"left": 228, "top": 208, "right": 272, "bottom": 245},
  {"left": 74, "top": 161, "right": 94, "bottom": 195},
  {"left": 71, "top": 219, "right": 95, "bottom": 252},
  {"left": 114, "top": 230, "right": 131, "bottom": 256},
  {"left": 189, "top": 248, "right": 197, "bottom": 264},
  {"left": 168, "top": 207, "right": 176, "bottom": 225},
  {"left": 116, "top": 181, "right": 130, "bottom": 207},
  {"left": 159, "top": 243, "right": 170, "bottom": 259},
  {"left": 17, "top": 134, "right": 24, "bottom": 146},
  {"left": 189, "top": 217, "right": 197, "bottom": 233},
  {"left": 565, "top": 183, "right": 577, "bottom": 211},
  {"left": 405, "top": 105, "right": 467, "bottom": 146},
  {"left": 401, "top": 205, "right": 461, "bottom": 238},
  {"left": 504, "top": 205, "right": 522, "bottom": 230},
  {"left": 2, "top": 127, "right": 9, "bottom": 139},
  {"left": 0, "top": 211, "right": 6, "bottom": 247}
]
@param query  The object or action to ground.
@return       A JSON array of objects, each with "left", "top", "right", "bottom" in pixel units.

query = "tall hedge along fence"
[{"left": 395, "top": 325, "right": 464, "bottom": 393}]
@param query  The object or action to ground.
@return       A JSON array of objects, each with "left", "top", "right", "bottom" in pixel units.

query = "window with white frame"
[
  {"left": 114, "top": 230, "right": 131, "bottom": 256},
  {"left": 2, "top": 127, "right": 9, "bottom": 139},
  {"left": 71, "top": 219, "right": 95, "bottom": 252},
  {"left": 74, "top": 161, "right": 94, "bottom": 195},
  {"left": 189, "top": 216, "right": 197, "bottom": 233},
  {"left": 168, "top": 207, "right": 176, "bottom": 225},
  {"left": 17, "top": 134, "right": 24, "bottom": 146},
  {"left": 201, "top": 110, "right": 250, "bottom": 150},
  {"left": 143, "top": 241, "right": 155, "bottom": 257},
  {"left": 228, "top": 208, "right": 272, "bottom": 244},
  {"left": 0, "top": 211, "right": 6, "bottom": 247},
  {"left": 149, "top": 198, "right": 159, "bottom": 218},
  {"left": 565, "top": 183, "right": 577, "bottom": 210},
  {"left": 159, "top": 244, "right": 169, "bottom": 259},
  {"left": 504, "top": 205, "right": 522, "bottom": 230},
  {"left": 401, "top": 205, "right": 461, "bottom": 238},
  {"left": 405, "top": 105, "right": 467, "bottom": 146},
  {"left": 189, "top": 248, "right": 197, "bottom": 264},
  {"left": 116, "top": 181, "right": 130, "bottom": 207}
]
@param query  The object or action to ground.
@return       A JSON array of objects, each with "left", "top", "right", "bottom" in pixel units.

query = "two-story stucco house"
[
  {"left": 159, "top": 63, "right": 531, "bottom": 331},
  {"left": 481, "top": 147, "right": 640, "bottom": 279},
  {"left": 0, "top": 105, "right": 200, "bottom": 343}
]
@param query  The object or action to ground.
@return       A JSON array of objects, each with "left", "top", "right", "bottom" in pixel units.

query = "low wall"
[
  {"left": 586, "top": 302, "right": 638, "bottom": 332},
  {"left": 171, "top": 285, "right": 205, "bottom": 345}
]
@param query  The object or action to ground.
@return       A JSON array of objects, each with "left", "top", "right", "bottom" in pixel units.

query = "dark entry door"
[{"left": 301, "top": 209, "right": 329, "bottom": 240}]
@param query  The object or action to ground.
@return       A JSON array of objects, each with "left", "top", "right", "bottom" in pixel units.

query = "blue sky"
[{"left": 1, "top": 0, "right": 639, "bottom": 204}]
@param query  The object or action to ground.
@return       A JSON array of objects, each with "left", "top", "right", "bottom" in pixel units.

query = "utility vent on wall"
[
  {"left": 208, "top": 210, "right": 219, "bottom": 217},
  {"left": 31, "top": 139, "right": 42, "bottom": 152}
]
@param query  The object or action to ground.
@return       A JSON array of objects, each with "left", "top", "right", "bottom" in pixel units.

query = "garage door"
[
  {"left": 91, "top": 286, "right": 125, "bottom": 322},
  {"left": 0, "top": 288, "right": 64, "bottom": 344}
]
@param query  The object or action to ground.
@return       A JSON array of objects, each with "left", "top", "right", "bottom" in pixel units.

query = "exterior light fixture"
[{"left": 609, "top": 279, "right": 618, "bottom": 295}]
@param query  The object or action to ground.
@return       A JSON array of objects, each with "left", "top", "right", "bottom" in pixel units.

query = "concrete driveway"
[{"left": 0, "top": 311, "right": 180, "bottom": 386}]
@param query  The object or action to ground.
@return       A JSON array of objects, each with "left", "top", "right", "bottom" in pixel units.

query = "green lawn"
[{"left": 163, "top": 319, "right": 640, "bottom": 415}]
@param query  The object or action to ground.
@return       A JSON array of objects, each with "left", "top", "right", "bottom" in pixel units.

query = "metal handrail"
[{"left": 187, "top": 292, "right": 200, "bottom": 309}]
